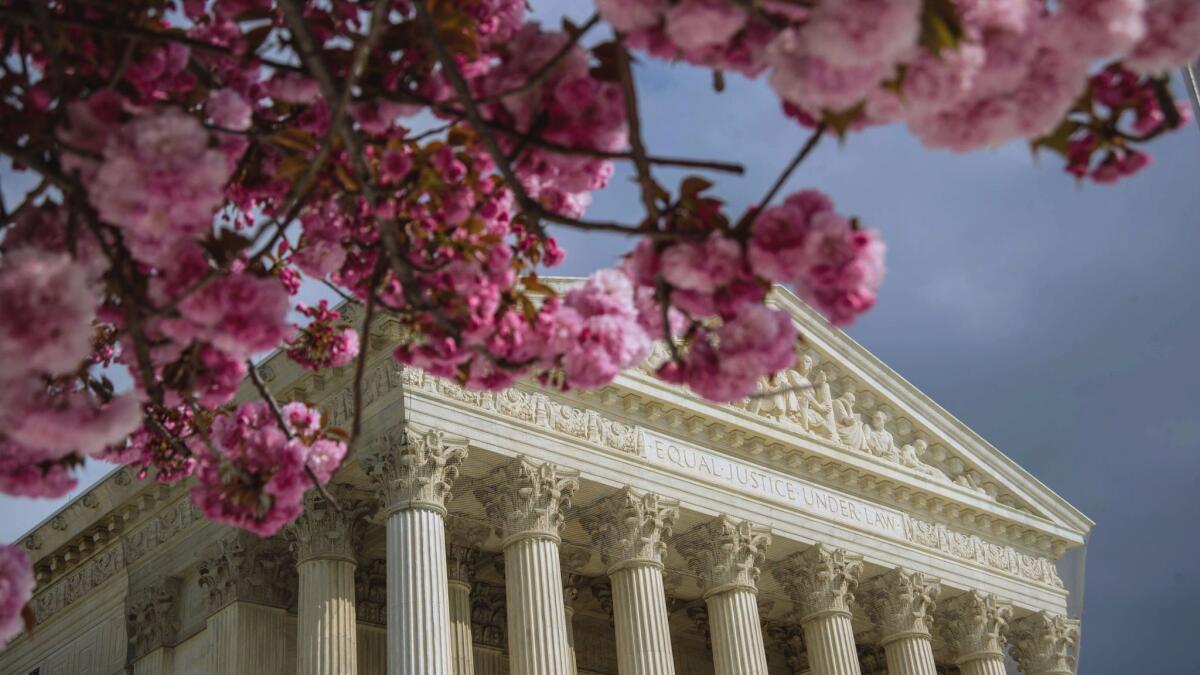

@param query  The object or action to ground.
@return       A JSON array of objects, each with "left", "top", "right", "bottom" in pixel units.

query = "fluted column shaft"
[
  {"left": 676, "top": 516, "right": 771, "bottom": 675},
  {"left": 800, "top": 612, "right": 862, "bottom": 675},
  {"left": 774, "top": 545, "right": 865, "bottom": 675},
  {"left": 448, "top": 580, "right": 474, "bottom": 675},
  {"left": 298, "top": 558, "right": 359, "bottom": 675},
  {"left": 364, "top": 427, "right": 468, "bottom": 675},
  {"left": 476, "top": 457, "right": 580, "bottom": 675},
  {"left": 882, "top": 635, "right": 937, "bottom": 675},
  {"left": 611, "top": 563, "right": 676, "bottom": 675},
  {"left": 707, "top": 587, "right": 770, "bottom": 675},
  {"left": 504, "top": 535, "right": 573, "bottom": 674},
  {"left": 388, "top": 507, "right": 452, "bottom": 674},
  {"left": 958, "top": 656, "right": 1008, "bottom": 675},
  {"left": 563, "top": 603, "right": 578, "bottom": 675}
]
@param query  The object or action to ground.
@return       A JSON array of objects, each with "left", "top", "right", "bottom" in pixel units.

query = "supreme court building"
[{"left": 0, "top": 286, "right": 1090, "bottom": 675}]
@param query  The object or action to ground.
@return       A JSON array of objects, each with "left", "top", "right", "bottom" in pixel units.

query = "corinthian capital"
[
  {"left": 859, "top": 568, "right": 940, "bottom": 641},
  {"left": 288, "top": 484, "right": 370, "bottom": 564},
  {"left": 474, "top": 456, "right": 579, "bottom": 545},
  {"left": 363, "top": 425, "right": 468, "bottom": 514},
  {"left": 675, "top": 515, "right": 771, "bottom": 595},
  {"left": 579, "top": 487, "right": 679, "bottom": 571},
  {"left": 1009, "top": 611, "right": 1081, "bottom": 675},
  {"left": 772, "top": 544, "right": 864, "bottom": 621},
  {"left": 937, "top": 591, "right": 1013, "bottom": 664}
]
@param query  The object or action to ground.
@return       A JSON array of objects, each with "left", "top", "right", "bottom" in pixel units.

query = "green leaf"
[
  {"left": 679, "top": 176, "right": 713, "bottom": 200},
  {"left": 919, "top": 0, "right": 966, "bottom": 57},
  {"left": 822, "top": 103, "right": 867, "bottom": 139}
]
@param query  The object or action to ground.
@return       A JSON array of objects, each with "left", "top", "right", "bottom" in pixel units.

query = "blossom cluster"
[
  {"left": 599, "top": 0, "right": 1200, "bottom": 160},
  {"left": 288, "top": 301, "right": 361, "bottom": 372},
  {"left": 190, "top": 401, "right": 346, "bottom": 536}
]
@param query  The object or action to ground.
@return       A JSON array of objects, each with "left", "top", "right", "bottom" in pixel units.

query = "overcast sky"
[{"left": 3, "top": 9, "right": 1197, "bottom": 672}]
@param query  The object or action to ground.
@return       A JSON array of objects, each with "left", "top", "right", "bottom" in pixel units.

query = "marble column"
[
  {"left": 581, "top": 487, "right": 680, "bottom": 675},
  {"left": 446, "top": 519, "right": 490, "bottom": 675},
  {"left": 938, "top": 591, "right": 1014, "bottom": 675},
  {"left": 773, "top": 544, "right": 864, "bottom": 675},
  {"left": 677, "top": 515, "right": 772, "bottom": 675},
  {"left": 291, "top": 486, "right": 366, "bottom": 675},
  {"left": 476, "top": 456, "right": 580, "bottom": 675},
  {"left": 859, "top": 569, "right": 941, "bottom": 675},
  {"left": 560, "top": 547, "right": 592, "bottom": 675},
  {"left": 1009, "top": 612, "right": 1081, "bottom": 675},
  {"left": 365, "top": 426, "right": 469, "bottom": 675}
]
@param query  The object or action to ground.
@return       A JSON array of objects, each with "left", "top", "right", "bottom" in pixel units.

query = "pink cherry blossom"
[
  {"left": 163, "top": 272, "right": 290, "bottom": 358},
  {"left": 659, "top": 234, "right": 743, "bottom": 294},
  {"left": 206, "top": 88, "right": 253, "bottom": 131},
  {"left": 1125, "top": 0, "right": 1200, "bottom": 74},
  {"left": 748, "top": 190, "right": 835, "bottom": 283},
  {"left": 86, "top": 108, "right": 232, "bottom": 264},
  {"left": 1051, "top": 0, "right": 1146, "bottom": 59},
  {"left": 595, "top": 0, "right": 667, "bottom": 32},
  {"left": 793, "top": 214, "right": 886, "bottom": 326},
  {"left": 0, "top": 440, "right": 79, "bottom": 498},
  {"left": 0, "top": 249, "right": 99, "bottom": 381},
  {"left": 0, "top": 545, "right": 33, "bottom": 649},
  {"left": 288, "top": 301, "right": 361, "bottom": 371},
  {"left": 191, "top": 401, "right": 341, "bottom": 536},
  {"left": 665, "top": 0, "right": 748, "bottom": 53},
  {"left": 0, "top": 378, "right": 143, "bottom": 458},
  {"left": 799, "top": 0, "right": 921, "bottom": 67}
]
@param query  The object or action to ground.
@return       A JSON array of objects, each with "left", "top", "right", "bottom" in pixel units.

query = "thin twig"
[
  {"left": 351, "top": 257, "right": 387, "bottom": 445},
  {"left": 471, "top": 13, "right": 600, "bottom": 105},
  {"left": 615, "top": 40, "right": 660, "bottom": 223},
  {"left": 736, "top": 122, "right": 826, "bottom": 233},
  {"left": 247, "top": 358, "right": 341, "bottom": 509}
]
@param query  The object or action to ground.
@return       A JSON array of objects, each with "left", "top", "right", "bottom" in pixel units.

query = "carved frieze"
[
  {"left": 197, "top": 532, "right": 295, "bottom": 613},
  {"left": 30, "top": 544, "right": 126, "bottom": 625},
  {"left": 123, "top": 498, "right": 204, "bottom": 565},
  {"left": 903, "top": 517, "right": 1063, "bottom": 588},
  {"left": 126, "top": 576, "right": 182, "bottom": 661}
]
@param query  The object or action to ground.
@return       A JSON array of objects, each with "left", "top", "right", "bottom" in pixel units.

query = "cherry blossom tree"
[{"left": 0, "top": 0, "right": 1197, "bottom": 645}]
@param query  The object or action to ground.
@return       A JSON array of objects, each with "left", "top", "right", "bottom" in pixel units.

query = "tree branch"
[{"left": 736, "top": 121, "right": 826, "bottom": 232}]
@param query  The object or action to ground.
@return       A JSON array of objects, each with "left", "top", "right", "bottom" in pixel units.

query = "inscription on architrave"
[{"left": 641, "top": 430, "right": 906, "bottom": 539}]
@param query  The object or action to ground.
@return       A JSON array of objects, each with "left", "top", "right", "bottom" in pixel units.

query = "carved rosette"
[
  {"left": 474, "top": 456, "right": 579, "bottom": 545},
  {"left": 1009, "top": 612, "right": 1081, "bottom": 675},
  {"left": 579, "top": 487, "right": 679, "bottom": 572},
  {"left": 937, "top": 591, "right": 1014, "bottom": 664},
  {"left": 859, "top": 568, "right": 941, "bottom": 641},
  {"left": 364, "top": 426, "right": 468, "bottom": 515},
  {"left": 125, "top": 575, "right": 181, "bottom": 662},
  {"left": 773, "top": 544, "right": 864, "bottom": 622},
  {"left": 288, "top": 485, "right": 369, "bottom": 565},
  {"left": 446, "top": 518, "right": 491, "bottom": 585},
  {"left": 676, "top": 515, "right": 772, "bottom": 596},
  {"left": 197, "top": 532, "right": 296, "bottom": 614}
]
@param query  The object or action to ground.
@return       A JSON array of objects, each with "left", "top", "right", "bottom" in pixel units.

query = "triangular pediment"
[{"left": 579, "top": 284, "right": 1093, "bottom": 547}]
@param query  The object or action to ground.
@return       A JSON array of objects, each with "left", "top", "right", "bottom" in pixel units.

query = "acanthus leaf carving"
[
  {"left": 859, "top": 568, "right": 941, "bottom": 641},
  {"left": 474, "top": 456, "right": 579, "bottom": 544},
  {"left": 772, "top": 543, "right": 864, "bottom": 621},
  {"left": 363, "top": 425, "right": 468, "bottom": 514},
  {"left": 676, "top": 515, "right": 771, "bottom": 595},
  {"left": 287, "top": 484, "right": 371, "bottom": 564},
  {"left": 937, "top": 591, "right": 1013, "bottom": 663},
  {"left": 1009, "top": 611, "right": 1081, "bottom": 675},
  {"left": 578, "top": 487, "right": 679, "bottom": 571}
]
